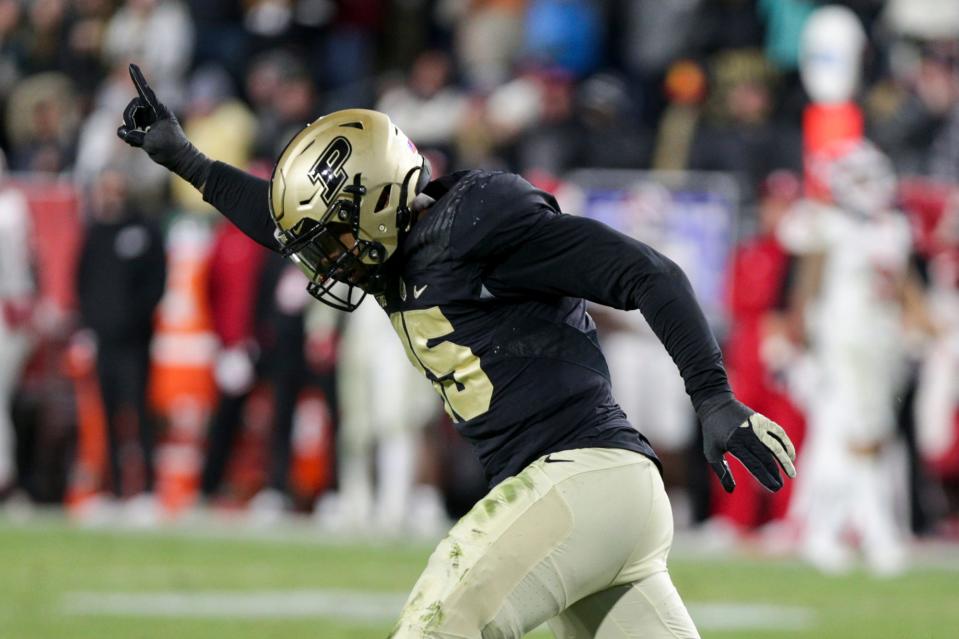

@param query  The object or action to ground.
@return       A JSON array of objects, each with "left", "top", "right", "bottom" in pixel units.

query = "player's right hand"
[
  {"left": 117, "top": 63, "right": 210, "bottom": 189},
  {"left": 700, "top": 396, "right": 797, "bottom": 493}
]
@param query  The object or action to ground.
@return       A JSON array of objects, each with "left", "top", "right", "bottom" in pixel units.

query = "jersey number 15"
[{"left": 390, "top": 307, "right": 494, "bottom": 423}]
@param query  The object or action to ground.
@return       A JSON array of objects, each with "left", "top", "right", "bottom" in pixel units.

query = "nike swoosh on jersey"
[
  {"left": 413, "top": 284, "right": 428, "bottom": 299},
  {"left": 544, "top": 454, "right": 573, "bottom": 463}
]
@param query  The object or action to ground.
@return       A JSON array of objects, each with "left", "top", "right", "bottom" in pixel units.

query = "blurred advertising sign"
[{"left": 559, "top": 169, "right": 740, "bottom": 324}]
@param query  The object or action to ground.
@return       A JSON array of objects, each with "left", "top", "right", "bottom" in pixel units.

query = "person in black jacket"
[
  {"left": 117, "top": 65, "right": 796, "bottom": 639},
  {"left": 76, "top": 166, "right": 166, "bottom": 502}
]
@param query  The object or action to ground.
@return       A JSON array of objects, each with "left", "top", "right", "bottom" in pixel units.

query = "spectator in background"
[
  {"left": 884, "top": 0, "right": 959, "bottom": 44},
  {"left": 615, "top": 0, "right": 703, "bottom": 126},
  {"left": 696, "top": 0, "right": 765, "bottom": 53},
  {"left": 198, "top": 219, "right": 267, "bottom": 506},
  {"left": 652, "top": 59, "right": 708, "bottom": 171},
  {"left": 0, "top": 152, "right": 35, "bottom": 499},
  {"left": 711, "top": 170, "right": 806, "bottom": 536},
  {"left": 756, "top": 0, "right": 814, "bottom": 121},
  {"left": 927, "top": 44, "right": 959, "bottom": 181},
  {"left": 689, "top": 49, "right": 802, "bottom": 196},
  {"left": 242, "top": 0, "right": 295, "bottom": 45},
  {"left": 523, "top": 0, "right": 603, "bottom": 79},
  {"left": 376, "top": 49, "right": 467, "bottom": 170},
  {"left": 758, "top": 0, "right": 815, "bottom": 74},
  {"left": 61, "top": 0, "right": 115, "bottom": 106},
  {"left": 245, "top": 49, "right": 293, "bottom": 160},
  {"left": 186, "top": 0, "right": 248, "bottom": 83},
  {"left": 379, "top": 0, "right": 436, "bottom": 73},
  {"left": 512, "top": 68, "right": 578, "bottom": 175},
  {"left": 913, "top": 189, "right": 959, "bottom": 497},
  {"left": 102, "top": 0, "right": 194, "bottom": 112},
  {"left": 245, "top": 49, "right": 325, "bottom": 160},
  {"left": 574, "top": 72, "right": 651, "bottom": 169},
  {"left": 242, "top": 53, "right": 320, "bottom": 159},
  {"left": 316, "top": 0, "right": 382, "bottom": 110},
  {"left": 868, "top": 42, "right": 959, "bottom": 177},
  {"left": 75, "top": 63, "right": 170, "bottom": 203},
  {"left": 245, "top": 253, "right": 313, "bottom": 519},
  {"left": 21, "top": 0, "right": 69, "bottom": 75},
  {"left": 270, "top": 61, "right": 320, "bottom": 156},
  {"left": 454, "top": 69, "right": 541, "bottom": 170},
  {"left": 453, "top": 0, "right": 526, "bottom": 90},
  {"left": 0, "top": 0, "right": 26, "bottom": 107},
  {"left": 4, "top": 71, "right": 78, "bottom": 172},
  {"left": 510, "top": 69, "right": 653, "bottom": 177},
  {"left": 76, "top": 167, "right": 166, "bottom": 515},
  {"left": 172, "top": 64, "right": 256, "bottom": 212}
]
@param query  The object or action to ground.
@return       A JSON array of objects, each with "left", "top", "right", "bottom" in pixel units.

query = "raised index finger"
[{"left": 129, "top": 63, "right": 159, "bottom": 110}]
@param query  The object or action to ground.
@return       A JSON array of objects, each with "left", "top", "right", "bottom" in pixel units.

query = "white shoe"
[
  {"left": 124, "top": 493, "right": 162, "bottom": 528},
  {"left": 865, "top": 542, "right": 908, "bottom": 578},
  {"left": 71, "top": 494, "right": 121, "bottom": 527},
  {"left": 246, "top": 489, "right": 289, "bottom": 527},
  {"left": 802, "top": 535, "right": 854, "bottom": 575},
  {"left": 313, "top": 491, "right": 371, "bottom": 535},
  {"left": 691, "top": 517, "right": 742, "bottom": 555},
  {"left": 405, "top": 485, "right": 449, "bottom": 540},
  {"left": 757, "top": 519, "right": 802, "bottom": 557},
  {"left": 1, "top": 489, "right": 35, "bottom": 523}
]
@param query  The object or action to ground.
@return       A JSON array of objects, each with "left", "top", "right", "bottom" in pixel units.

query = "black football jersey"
[
  {"left": 375, "top": 170, "right": 658, "bottom": 484},
  {"left": 203, "top": 164, "right": 732, "bottom": 487}
]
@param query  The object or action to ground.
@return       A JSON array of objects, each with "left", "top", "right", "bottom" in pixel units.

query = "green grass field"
[{"left": 2, "top": 515, "right": 958, "bottom": 639}]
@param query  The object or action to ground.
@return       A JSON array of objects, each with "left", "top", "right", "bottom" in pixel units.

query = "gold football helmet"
[{"left": 270, "top": 109, "right": 430, "bottom": 310}]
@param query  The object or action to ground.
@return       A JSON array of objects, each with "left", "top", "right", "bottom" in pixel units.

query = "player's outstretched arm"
[
  {"left": 477, "top": 202, "right": 796, "bottom": 492},
  {"left": 117, "top": 64, "right": 279, "bottom": 251}
]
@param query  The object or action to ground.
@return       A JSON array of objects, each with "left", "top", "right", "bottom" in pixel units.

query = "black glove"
[
  {"left": 699, "top": 395, "right": 797, "bottom": 493},
  {"left": 117, "top": 63, "right": 211, "bottom": 190}
]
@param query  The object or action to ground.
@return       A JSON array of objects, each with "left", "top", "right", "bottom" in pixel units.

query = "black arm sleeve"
[
  {"left": 202, "top": 161, "right": 281, "bottom": 252},
  {"left": 481, "top": 212, "right": 732, "bottom": 412}
]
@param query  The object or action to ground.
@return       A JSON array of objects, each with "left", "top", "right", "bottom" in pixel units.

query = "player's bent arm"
[
  {"left": 482, "top": 212, "right": 797, "bottom": 492},
  {"left": 482, "top": 213, "right": 729, "bottom": 412}
]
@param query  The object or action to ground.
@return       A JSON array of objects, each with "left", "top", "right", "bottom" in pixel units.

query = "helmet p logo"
[{"left": 308, "top": 136, "right": 353, "bottom": 205}]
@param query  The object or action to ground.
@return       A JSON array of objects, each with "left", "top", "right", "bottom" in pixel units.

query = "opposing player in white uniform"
[{"left": 780, "top": 140, "right": 920, "bottom": 575}]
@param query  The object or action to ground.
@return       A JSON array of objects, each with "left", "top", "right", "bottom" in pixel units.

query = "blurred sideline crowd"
[{"left": 0, "top": 0, "right": 959, "bottom": 575}]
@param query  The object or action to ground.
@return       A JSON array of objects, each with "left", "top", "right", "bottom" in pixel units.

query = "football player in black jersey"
[{"left": 119, "top": 64, "right": 795, "bottom": 639}]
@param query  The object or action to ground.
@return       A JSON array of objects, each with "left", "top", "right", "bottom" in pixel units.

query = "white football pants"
[{"left": 390, "top": 447, "right": 699, "bottom": 638}]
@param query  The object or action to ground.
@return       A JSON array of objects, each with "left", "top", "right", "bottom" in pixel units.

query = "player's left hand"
[{"left": 700, "top": 397, "right": 796, "bottom": 493}]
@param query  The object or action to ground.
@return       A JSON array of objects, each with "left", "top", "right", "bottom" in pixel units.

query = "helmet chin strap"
[{"left": 396, "top": 158, "right": 431, "bottom": 232}]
